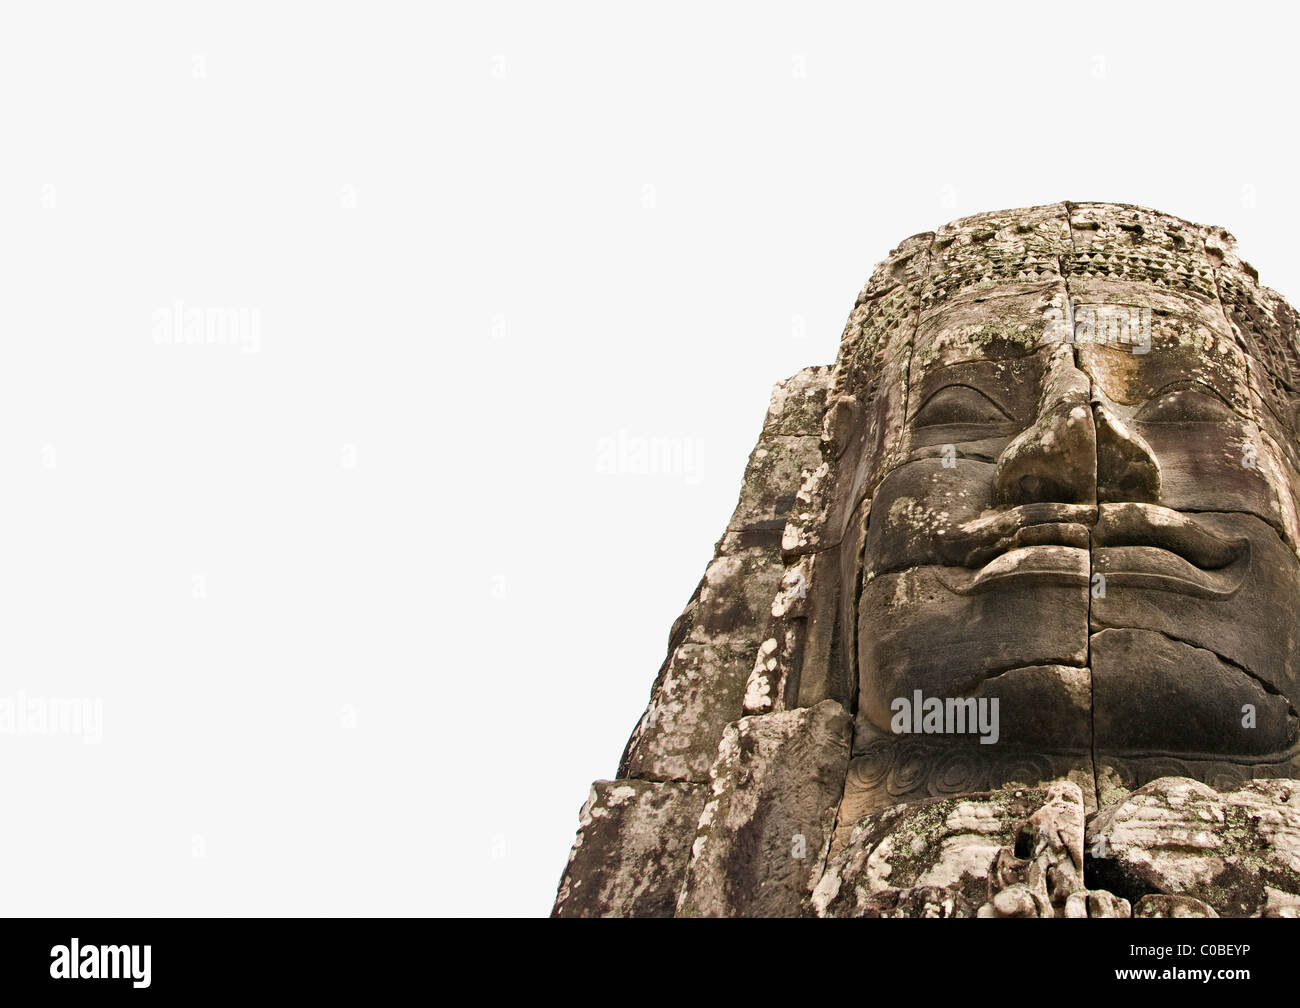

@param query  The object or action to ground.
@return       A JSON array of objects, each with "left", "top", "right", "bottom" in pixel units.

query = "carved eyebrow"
[{"left": 913, "top": 383, "right": 1014, "bottom": 421}]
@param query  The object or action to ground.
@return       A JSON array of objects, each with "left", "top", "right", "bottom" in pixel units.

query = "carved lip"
[
  {"left": 1092, "top": 503, "right": 1249, "bottom": 599},
  {"left": 939, "top": 503, "right": 1249, "bottom": 598},
  {"left": 954, "top": 503, "right": 1095, "bottom": 569},
  {"left": 941, "top": 503, "right": 1095, "bottom": 594},
  {"left": 938, "top": 545, "right": 1090, "bottom": 595}
]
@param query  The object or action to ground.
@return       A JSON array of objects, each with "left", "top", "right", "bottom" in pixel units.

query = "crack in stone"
[
  {"left": 1061, "top": 200, "right": 1101, "bottom": 813},
  {"left": 1092, "top": 624, "right": 1298, "bottom": 720}
]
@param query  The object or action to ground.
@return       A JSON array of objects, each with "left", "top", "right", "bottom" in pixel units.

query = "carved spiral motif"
[
  {"left": 886, "top": 742, "right": 932, "bottom": 797},
  {"left": 848, "top": 742, "right": 894, "bottom": 791},
  {"left": 995, "top": 753, "right": 1053, "bottom": 791},
  {"left": 929, "top": 749, "right": 988, "bottom": 796}
]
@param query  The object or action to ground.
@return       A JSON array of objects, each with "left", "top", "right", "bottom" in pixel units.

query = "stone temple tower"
[{"left": 553, "top": 203, "right": 1300, "bottom": 919}]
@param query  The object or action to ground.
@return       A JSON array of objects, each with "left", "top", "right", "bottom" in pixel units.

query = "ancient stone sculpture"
[{"left": 553, "top": 203, "right": 1300, "bottom": 917}]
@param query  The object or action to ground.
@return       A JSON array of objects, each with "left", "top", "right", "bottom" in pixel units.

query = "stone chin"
[{"left": 856, "top": 498, "right": 1300, "bottom": 762}]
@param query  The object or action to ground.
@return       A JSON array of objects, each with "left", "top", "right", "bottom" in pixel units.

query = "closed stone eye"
[
  {"left": 913, "top": 385, "right": 1013, "bottom": 427},
  {"left": 1133, "top": 385, "right": 1236, "bottom": 424}
]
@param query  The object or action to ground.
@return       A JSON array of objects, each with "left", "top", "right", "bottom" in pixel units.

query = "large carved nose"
[{"left": 994, "top": 347, "right": 1097, "bottom": 506}]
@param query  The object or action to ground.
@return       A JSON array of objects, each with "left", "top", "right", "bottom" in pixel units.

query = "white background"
[{"left": 2, "top": 1, "right": 1298, "bottom": 916}]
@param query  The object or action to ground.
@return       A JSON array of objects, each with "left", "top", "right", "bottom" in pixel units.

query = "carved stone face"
[{"left": 837, "top": 204, "right": 1300, "bottom": 811}]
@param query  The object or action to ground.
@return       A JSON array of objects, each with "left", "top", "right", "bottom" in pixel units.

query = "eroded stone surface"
[
  {"left": 1086, "top": 777, "right": 1300, "bottom": 918},
  {"left": 678, "top": 700, "right": 851, "bottom": 917},
  {"left": 763, "top": 365, "right": 835, "bottom": 439},
  {"left": 1065, "top": 889, "right": 1132, "bottom": 918},
  {"left": 855, "top": 885, "right": 975, "bottom": 918},
  {"left": 552, "top": 780, "right": 706, "bottom": 918},
  {"left": 813, "top": 785, "right": 1049, "bottom": 914},
  {"left": 1134, "top": 894, "right": 1219, "bottom": 918},
  {"left": 622, "top": 643, "right": 754, "bottom": 782},
  {"left": 817, "top": 774, "right": 1300, "bottom": 918}
]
